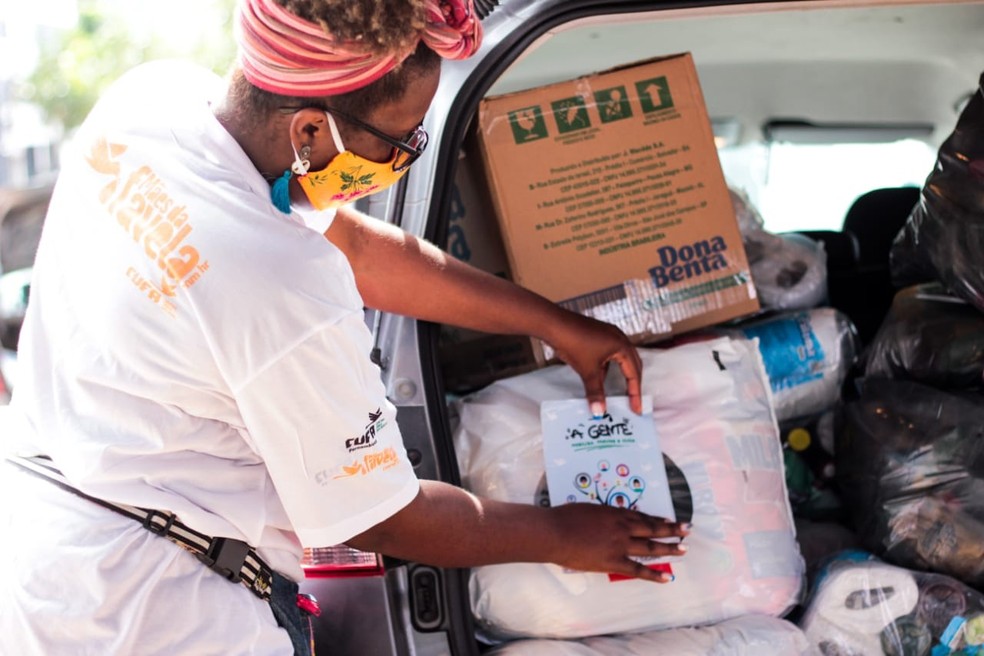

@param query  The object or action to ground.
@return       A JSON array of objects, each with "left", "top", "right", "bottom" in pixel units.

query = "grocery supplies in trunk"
[
  {"left": 836, "top": 378, "right": 984, "bottom": 587},
  {"left": 451, "top": 337, "right": 803, "bottom": 640},
  {"left": 864, "top": 283, "right": 984, "bottom": 390},
  {"left": 799, "top": 550, "right": 984, "bottom": 655},
  {"left": 890, "top": 71, "right": 984, "bottom": 312},
  {"left": 718, "top": 307, "right": 860, "bottom": 422}
]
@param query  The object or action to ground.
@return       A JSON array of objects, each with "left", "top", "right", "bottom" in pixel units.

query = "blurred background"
[
  {"left": 0, "top": 0, "right": 236, "bottom": 188},
  {"left": 0, "top": 0, "right": 236, "bottom": 400}
]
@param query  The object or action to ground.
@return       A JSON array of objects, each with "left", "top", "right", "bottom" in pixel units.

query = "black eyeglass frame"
[{"left": 279, "top": 105, "right": 428, "bottom": 172}]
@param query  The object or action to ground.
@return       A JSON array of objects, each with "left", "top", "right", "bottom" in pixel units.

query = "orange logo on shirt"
[
  {"left": 334, "top": 447, "right": 401, "bottom": 479},
  {"left": 86, "top": 136, "right": 210, "bottom": 315}
]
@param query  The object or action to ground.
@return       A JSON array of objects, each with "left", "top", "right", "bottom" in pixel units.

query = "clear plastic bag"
[
  {"left": 731, "top": 189, "right": 828, "bottom": 311},
  {"left": 799, "top": 550, "right": 984, "bottom": 655}
]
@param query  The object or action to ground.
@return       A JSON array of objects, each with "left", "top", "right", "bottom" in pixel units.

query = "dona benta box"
[{"left": 476, "top": 53, "right": 759, "bottom": 355}]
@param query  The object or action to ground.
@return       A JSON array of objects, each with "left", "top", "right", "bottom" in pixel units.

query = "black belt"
[{"left": 7, "top": 454, "right": 274, "bottom": 601}]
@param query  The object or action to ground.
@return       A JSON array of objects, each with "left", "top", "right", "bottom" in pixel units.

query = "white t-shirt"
[{"left": 0, "top": 60, "right": 419, "bottom": 654}]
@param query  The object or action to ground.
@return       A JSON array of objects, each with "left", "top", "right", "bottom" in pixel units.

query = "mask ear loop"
[
  {"left": 291, "top": 144, "right": 311, "bottom": 176},
  {"left": 272, "top": 115, "right": 341, "bottom": 214},
  {"left": 324, "top": 112, "right": 346, "bottom": 153}
]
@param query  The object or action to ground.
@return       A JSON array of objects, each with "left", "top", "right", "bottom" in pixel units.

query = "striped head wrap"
[{"left": 236, "top": 0, "right": 482, "bottom": 97}]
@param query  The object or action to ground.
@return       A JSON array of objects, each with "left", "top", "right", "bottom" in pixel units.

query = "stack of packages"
[
  {"left": 446, "top": 52, "right": 880, "bottom": 653},
  {"left": 451, "top": 338, "right": 811, "bottom": 654},
  {"left": 799, "top": 72, "right": 984, "bottom": 654},
  {"left": 725, "top": 189, "right": 861, "bottom": 533}
]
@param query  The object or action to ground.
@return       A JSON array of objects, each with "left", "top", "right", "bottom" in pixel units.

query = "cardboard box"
[{"left": 476, "top": 53, "right": 759, "bottom": 355}]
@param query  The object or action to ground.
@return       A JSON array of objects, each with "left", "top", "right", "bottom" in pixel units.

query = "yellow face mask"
[{"left": 296, "top": 112, "right": 410, "bottom": 211}]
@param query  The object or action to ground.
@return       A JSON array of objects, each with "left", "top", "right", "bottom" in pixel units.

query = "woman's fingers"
[
  {"left": 625, "top": 512, "right": 691, "bottom": 539},
  {"left": 610, "top": 347, "right": 644, "bottom": 414},
  {"left": 550, "top": 505, "right": 690, "bottom": 580},
  {"left": 627, "top": 536, "right": 688, "bottom": 559},
  {"left": 609, "top": 558, "right": 676, "bottom": 583}
]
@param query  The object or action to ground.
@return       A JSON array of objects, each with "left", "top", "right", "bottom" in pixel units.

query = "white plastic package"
[
  {"left": 452, "top": 337, "right": 804, "bottom": 640},
  {"left": 485, "top": 615, "right": 817, "bottom": 656},
  {"left": 730, "top": 188, "right": 828, "bottom": 311},
  {"left": 799, "top": 550, "right": 984, "bottom": 655},
  {"left": 720, "top": 308, "right": 859, "bottom": 422}
]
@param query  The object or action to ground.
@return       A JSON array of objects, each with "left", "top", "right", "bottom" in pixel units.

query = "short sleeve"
[
  {"left": 234, "top": 314, "right": 419, "bottom": 547},
  {"left": 294, "top": 206, "right": 338, "bottom": 234}
]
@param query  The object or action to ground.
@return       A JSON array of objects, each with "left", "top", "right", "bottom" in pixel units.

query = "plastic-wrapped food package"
[
  {"left": 484, "top": 615, "right": 817, "bottom": 656},
  {"left": 799, "top": 550, "right": 984, "bottom": 656},
  {"left": 731, "top": 187, "right": 768, "bottom": 235},
  {"left": 730, "top": 189, "right": 828, "bottom": 311},
  {"left": 864, "top": 283, "right": 984, "bottom": 390},
  {"left": 451, "top": 337, "right": 804, "bottom": 640},
  {"left": 721, "top": 308, "right": 860, "bottom": 422},
  {"left": 890, "top": 72, "right": 984, "bottom": 312},
  {"left": 835, "top": 378, "right": 984, "bottom": 588}
]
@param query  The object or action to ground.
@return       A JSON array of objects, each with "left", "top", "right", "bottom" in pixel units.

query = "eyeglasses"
[{"left": 279, "top": 105, "right": 428, "bottom": 172}]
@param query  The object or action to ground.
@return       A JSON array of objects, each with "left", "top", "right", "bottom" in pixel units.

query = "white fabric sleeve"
[
  {"left": 294, "top": 207, "right": 338, "bottom": 234},
  {"left": 233, "top": 314, "right": 419, "bottom": 547}
]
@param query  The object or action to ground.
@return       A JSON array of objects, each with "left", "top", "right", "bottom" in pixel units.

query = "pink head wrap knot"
[{"left": 236, "top": 0, "right": 483, "bottom": 97}]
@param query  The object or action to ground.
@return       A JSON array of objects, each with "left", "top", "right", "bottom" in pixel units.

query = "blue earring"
[
  {"left": 271, "top": 170, "right": 292, "bottom": 214},
  {"left": 270, "top": 144, "right": 311, "bottom": 214}
]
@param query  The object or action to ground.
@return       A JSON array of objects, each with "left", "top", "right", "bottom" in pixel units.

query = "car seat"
[
  {"left": 790, "top": 228, "right": 860, "bottom": 322},
  {"left": 839, "top": 186, "right": 921, "bottom": 345},
  {"left": 842, "top": 187, "right": 921, "bottom": 270}
]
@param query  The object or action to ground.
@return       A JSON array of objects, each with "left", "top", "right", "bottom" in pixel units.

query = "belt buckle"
[
  {"left": 142, "top": 509, "right": 177, "bottom": 536},
  {"left": 202, "top": 537, "right": 251, "bottom": 582}
]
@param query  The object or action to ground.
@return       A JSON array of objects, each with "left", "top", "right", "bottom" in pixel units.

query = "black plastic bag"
[
  {"left": 890, "top": 71, "right": 984, "bottom": 311},
  {"left": 864, "top": 283, "right": 984, "bottom": 390},
  {"left": 836, "top": 378, "right": 984, "bottom": 587}
]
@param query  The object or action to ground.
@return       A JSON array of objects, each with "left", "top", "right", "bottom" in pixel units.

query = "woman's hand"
[
  {"left": 542, "top": 310, "right": 645, "bottom": 416},
  {"left": 545, "top": 503, "right": 689, "bottom": 581}
]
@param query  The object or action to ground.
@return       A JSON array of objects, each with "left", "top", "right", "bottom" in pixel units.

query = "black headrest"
[{"left": 842, "top": 187, "right": 921, "bottom": 265}]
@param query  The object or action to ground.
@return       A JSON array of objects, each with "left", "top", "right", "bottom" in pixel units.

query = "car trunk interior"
[
  {"left": 413, "top": 1, "right": 984, "bottom": 651},
  {"left": 428, "top": 0, "right": 984, "bottom": 396}
]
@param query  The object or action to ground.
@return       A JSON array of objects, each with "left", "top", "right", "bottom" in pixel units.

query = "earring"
[
  {"left": 271, "top": 170, "right": 292, "bottom": 214},
  {"left": 291, "top": 145, "right": 311, "bottom": 176},
  {"left": 271, "top": 144, "right": 312, "bottom": 214}
]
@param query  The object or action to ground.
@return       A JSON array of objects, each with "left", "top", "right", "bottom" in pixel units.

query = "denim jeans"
[{"left": 270, "top": 572, "right": 312, "bottom": 656}]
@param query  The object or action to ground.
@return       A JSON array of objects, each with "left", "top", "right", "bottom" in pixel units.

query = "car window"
[{"left": 718, "top": 139, "right": 936, "bottom": 233}]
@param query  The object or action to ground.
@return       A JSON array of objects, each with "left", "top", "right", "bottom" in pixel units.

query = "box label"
[{"left": 508, "top": 106, "right": 549, "bottom": 143}]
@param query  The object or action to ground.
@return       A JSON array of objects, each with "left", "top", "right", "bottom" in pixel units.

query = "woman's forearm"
[{"left": 325, "top": 206, "right": 568, "bottom": 340}]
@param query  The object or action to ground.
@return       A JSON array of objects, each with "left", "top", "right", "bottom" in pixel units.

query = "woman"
[{"left": 0, "top": 1, "right": 688, "bottom": 653}]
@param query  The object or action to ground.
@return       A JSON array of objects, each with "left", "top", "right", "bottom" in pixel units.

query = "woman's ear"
[{"left": 289, "top": 108, "right": 333, "bottom": 156}]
